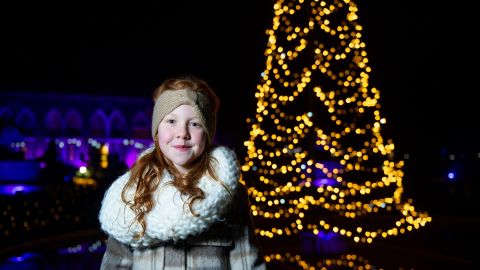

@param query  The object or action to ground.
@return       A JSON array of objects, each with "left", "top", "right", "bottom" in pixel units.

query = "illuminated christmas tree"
[{"left": 241, "top": 0, "right": 432, "bottom": 267}]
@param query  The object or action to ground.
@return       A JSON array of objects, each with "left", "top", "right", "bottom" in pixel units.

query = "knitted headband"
[{"left": 151, "top": 89, "right": 216, "bottom": 142}]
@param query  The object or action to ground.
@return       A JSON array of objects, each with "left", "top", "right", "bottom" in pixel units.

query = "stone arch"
[
  {"left": 16, "top": 107, "right": 37, "bottom": 135},
  {"left": 65, "top": 109, "right": 83, "bottom": 137},
  {"left": 109, "top": 110, "right": 127, "bottom": 138},
  {"left": 0, "top": 107, "right": 14, "bottom": 127},
  {"left": 45, "top": 108, "right": 64, "bottom": 136},
  {"left": 132, "top": 111, "right": 150, "bottom": 138},
  {"left": 0, "top": 107, "right": 22, "bottom": 141},
  {"left": 90, "top": 110, "right": 109, "bottom": 138}
]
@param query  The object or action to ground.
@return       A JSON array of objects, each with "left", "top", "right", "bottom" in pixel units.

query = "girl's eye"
[
  {"left": 190, "top": 122, "right": 201, "bottom": 127},
  {"left": 165, "top": 119, "right": 175, "bottom": 124}
]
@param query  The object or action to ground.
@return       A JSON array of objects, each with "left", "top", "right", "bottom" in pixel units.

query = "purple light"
[
  {"left": 8, "top": 137, "right": 152, "bottom": 175},
  {"left": 0, "top": 184, "right": 41, "bottom": 195},
  {"left": 316, "top": 231, "right": 337, "bottom": 240},
  {"left": 7, "top": 252, "right": 38, "bottom": 262},
  {"left": 69, "top": 159, "right": 88, "bottom": 169},
  {"left": 13, "top": 186, "right": 23, "bottom": 193},
  {"left": 299, "top": 231, "right": 348, "bottom": 255},
  {"left": 313, "top": 178, "right": 339, "bottom": 187},
  {"left": 125, "top": 150, "right": 138, "bottom": 168},
  {"left": 10, "top": 256, "right": 25, "bottom": 262}
]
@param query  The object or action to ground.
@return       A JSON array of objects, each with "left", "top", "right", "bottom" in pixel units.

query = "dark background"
[{"left": 0, "top": 0, "right": 476, "bottom": 210}]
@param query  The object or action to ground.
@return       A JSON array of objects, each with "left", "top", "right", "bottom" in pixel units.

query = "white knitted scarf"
[{"left": 98, "top": 146, "right": 240, "bottom": 248}]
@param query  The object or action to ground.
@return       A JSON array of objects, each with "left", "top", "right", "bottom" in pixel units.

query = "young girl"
[{"left": 98, "top": 75, "right": 266, "bottom": 269}]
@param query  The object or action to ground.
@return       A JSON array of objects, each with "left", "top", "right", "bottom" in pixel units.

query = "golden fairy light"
[{"left": 242, "top": 0, "right": 431, "bottom": 245}]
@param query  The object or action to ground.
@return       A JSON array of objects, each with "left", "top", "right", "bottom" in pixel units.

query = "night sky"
[{"left": 0, "top": 0, "right": 476, "bottom": 159}]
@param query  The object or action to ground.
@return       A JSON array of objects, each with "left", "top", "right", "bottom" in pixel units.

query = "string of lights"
[
  {"left": 242, "top": 0, "right": 431, "bottom": 245},
  {"left": 265, "top": 252, "right": 376, "bottom": 269}
]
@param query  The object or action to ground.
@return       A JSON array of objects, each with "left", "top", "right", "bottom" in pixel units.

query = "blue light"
[
  {"left": 312, "top": 178, "right": 339, "bottom": 187},
  {"left": 0, "top": 185, "right": 41, "bottom": 195},
  {"left": 6, "top": 252, "right": 38, "bottom": 262},
  {"left": 0, "top": 161, "right": 40, "bottom": 182},
  {"left": 316, "top": 231, "right": 338, "bottom": 240},
  {"left": 448, "top": 172, "right": 455, "bottom": 180}
]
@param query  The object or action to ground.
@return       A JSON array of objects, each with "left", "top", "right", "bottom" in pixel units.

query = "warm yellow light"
[{"left": 241, "top": 0, "right": 430, "bottom": 244}]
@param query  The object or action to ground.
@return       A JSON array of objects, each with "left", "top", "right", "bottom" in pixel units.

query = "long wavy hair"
[{"left": 121, "top": 75, "right": 222, "bottom": 239}]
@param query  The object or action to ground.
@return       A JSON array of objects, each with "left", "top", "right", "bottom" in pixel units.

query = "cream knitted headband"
[{"left": 151, "top": 89, "right": 216, "bottom": 142}]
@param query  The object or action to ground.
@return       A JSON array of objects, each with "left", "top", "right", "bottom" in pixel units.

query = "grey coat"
[{"left": 99, "top": 185, "right": 266, "bottom": 270}]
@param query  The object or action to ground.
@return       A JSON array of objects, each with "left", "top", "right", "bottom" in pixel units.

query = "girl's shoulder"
[
  {"left": 210, "top": 145, "right": 241, "bottom": 173},
  {"left": 210, "top": 145, "right": 238, "bottom": 161},
  {"left": 208, "top": 145, "right": 241, "bottom": 188}
]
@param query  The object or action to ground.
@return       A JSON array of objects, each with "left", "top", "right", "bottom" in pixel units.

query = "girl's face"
[{"left": 157, "top": 104, "right": 207, "bottom": 174}]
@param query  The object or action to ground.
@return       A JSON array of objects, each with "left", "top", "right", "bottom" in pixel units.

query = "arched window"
[
  {"left": 45, "top": 109, "right": 64, "bottom": 136},
  {"left": 16, "top": 107, "right": 37, "bottom": 135},
  {"left": 65, "top": 109, "right": 83, "bottom": 137},
  {"left": 0, "top": 107, "right": 22, "bottom": 142},
  {"left": 90, "top": 110, "right": 108, "bottom": 138},
  {"left": 0, "top": 107, "right": 14, "bottom": 128},
  {"left": 109, "top": 110, "right": 127, "bottom": 138},
  {"left": 132, "top": 112, "right": 149, "bottom": 138}
]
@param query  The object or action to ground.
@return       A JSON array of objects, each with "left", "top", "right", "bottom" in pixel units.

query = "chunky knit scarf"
[{"left": 98, "top": 146, "right": 240, "bottom": 248}]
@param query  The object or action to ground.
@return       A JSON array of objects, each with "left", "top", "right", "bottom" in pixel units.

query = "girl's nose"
[{"left": 176, "top": 124, "right": 190, "bottom": 139}]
